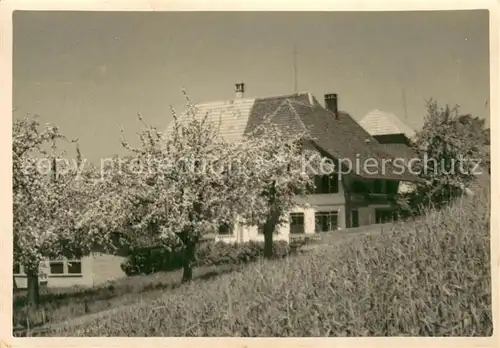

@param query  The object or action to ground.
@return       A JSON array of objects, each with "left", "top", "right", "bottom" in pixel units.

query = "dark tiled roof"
[
  {"left": 244, "top": 93, "right": 309, "bottom": 133},
  {"left": 245, "top": 92, "right": 421, "bottom": 182},
  {"left": 380, "top": 143, "right": 418, "bottom": 162}
]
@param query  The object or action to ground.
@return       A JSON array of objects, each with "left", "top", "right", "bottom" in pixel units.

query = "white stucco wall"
[
  {"left": 215, "top": 188, "right": 347, "bottom": 243},
  {"left": 14, "top": 256, "right": 94, "bottom": 289}
]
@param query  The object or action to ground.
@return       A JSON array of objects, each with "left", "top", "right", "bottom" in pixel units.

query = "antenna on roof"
[
  {"left": 293, "top": 44, "right": 298, "bottom": 94},
  {"left": 402, "top": 87, "right": 408, "bottom": 120}
]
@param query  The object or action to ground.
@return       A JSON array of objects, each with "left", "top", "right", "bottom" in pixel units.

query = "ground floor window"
[
  {"left": 67, "top": 260, "right": 82, "bottom": 274},
  {"left": 49, "top": 261, "right": 65, "bottom": 274},
  {"left": 49, "top": 259, "right": 83, "bottom": 275},
  {"left": 13, "top": 263, "right": 23, "bottom": 275},
  {"left": 14, "top": 259, "right": 82, "bottom": 276},
  {"left": 375, "top": 209, "right": 398, "bottom": 224},
  {"left": 351, "top": 209, "right": 359, "bottom": 228},
  {"left": 315, "top": 211, "right": 339, "bottom": 232},
  {"left": 257, "top": 224, "right": 279, "bottom": 235},
  {"left": 289, "top": 213, "right": 305, "bottom": 234},
  {"left": 218, "top": 222, "right": 234, "bottom": 235}
]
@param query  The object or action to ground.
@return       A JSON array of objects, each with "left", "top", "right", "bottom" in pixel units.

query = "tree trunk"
[
  {"left": 26, "top": 267, "right": 40, "bottom": 307},
  {"left": 263, "top": 213, "right": 278, "bottom": 259},
  {"left": 264, "top": 227, "right": 274, "bottom": 259},
  {"left": 182, "top": 240, "right": 196, "bottom": 283},
  {"left": 264, "top": 182, "right": 279, "bottom": 259}
]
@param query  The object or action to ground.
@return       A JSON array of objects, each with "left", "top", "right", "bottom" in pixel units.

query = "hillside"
[{"left": 43, "top": 184, "right": 492, "bottom": 337}]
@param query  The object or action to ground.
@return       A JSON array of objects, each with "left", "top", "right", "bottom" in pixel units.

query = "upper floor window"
[
  {"left": 373, "top": 179, "right": 383, "bottom": 194},
  {"left": 312, "top": 174, "right": 339, "bottom": 194},
  {"left": 386, "top": 180, "right": 399, "bottom": 195},
  {"left": 351, "top": 180, "right": 368, "bottom": 194},
  {"left": 352, "top": 179, "right": 398, "bottom": 195}
]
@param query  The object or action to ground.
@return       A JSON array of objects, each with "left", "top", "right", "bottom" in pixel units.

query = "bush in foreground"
[{"left": 48, "top": 189, "right": 491, "bottom": 336}]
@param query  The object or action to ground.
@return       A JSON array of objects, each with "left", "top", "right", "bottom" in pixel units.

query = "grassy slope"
[
  {"left": 13, "top": 263, "right": 243, "bottom": 333},
  {"left": 46, "top": 187, "right": 492, "bottom": 337},
  {"left": 13, "top": 224, "right": 390, "bottom": 332}
]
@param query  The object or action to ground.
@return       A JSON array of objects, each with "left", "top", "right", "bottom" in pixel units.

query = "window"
[
  {"left": 386, "top": 180, "right": 399, "bottom": 195},
  {"left": 351, "top": 210, "right": 359, "bottom": 228},
  {"left": 258, "top": 223, "right": 279, "bottom": 235},
  {"left": 315, "top": 211, "right": 339, "bottom": 232},
  {"left": 15, "top": 259, "right": 82, "bottom": 276},
  {"left": 313, "top": 174, "right": 339, "bottom": 194},
  {"left": 351, "top": 180, "right": 368, "bottom": 194},
  {"left": 218, "top": 222, "right": 233, "bottom": 235},
  {"left": 373, "top": 179, "right": 383, "bottom": 194},
  {"left": 49, "top": 261, "right": 65, "bottom": 274},
  {"left": 289, "top": 213, "right": 305, "bottom": 234},
  {"left": 49, "top": 259, "right": 83, "bottom": 275},
  {"left": 375, "top": 209, "right": 397, "bottom": 224},
  {"left": 67, "top": 261, "right": 82, "bottom": 274}
]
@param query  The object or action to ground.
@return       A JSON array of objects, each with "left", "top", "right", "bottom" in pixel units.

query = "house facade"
[{"left": 169, "top": 84, "right": 421, "bottom": 243}]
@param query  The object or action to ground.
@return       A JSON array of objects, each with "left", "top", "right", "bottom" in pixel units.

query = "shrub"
[
  {"left": 120, "top": 246, "right": 184, "bottom": 276},
  {"left": 121, "top": 240, "right": 293, "bottom": 276}
]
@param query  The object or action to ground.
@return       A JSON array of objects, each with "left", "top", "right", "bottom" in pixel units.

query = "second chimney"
[
  {"left": 324, "top": 93, "right": 338, "bottom": 119},
  {"left": 235, "top": 83, "right": 245, "bottom": 99}
]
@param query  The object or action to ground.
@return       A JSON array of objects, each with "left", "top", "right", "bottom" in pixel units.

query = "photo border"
[{"left": 0, "top": 0, "right": 498, "bottom": 347}]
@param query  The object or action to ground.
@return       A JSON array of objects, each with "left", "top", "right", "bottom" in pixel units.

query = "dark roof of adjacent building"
[{"left": 379, "top": 143, "right": 418, "bottom": 162}]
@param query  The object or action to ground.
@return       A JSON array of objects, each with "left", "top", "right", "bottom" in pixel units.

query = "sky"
[{"left": 13, "top": 10, "right": 490, "bottom": 163}]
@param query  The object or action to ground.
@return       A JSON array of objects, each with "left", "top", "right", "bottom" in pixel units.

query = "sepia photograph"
[{"left": 4, "top": 2, "right": 496, "bottom": 341}]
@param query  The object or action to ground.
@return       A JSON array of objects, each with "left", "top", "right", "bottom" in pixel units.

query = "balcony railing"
[{"left": 350, "top": 192, "right": 397, "bottom": 205}]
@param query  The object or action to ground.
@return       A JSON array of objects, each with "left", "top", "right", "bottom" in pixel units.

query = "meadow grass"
[
  {"left": 44, "top": 186, "right": 492, "bottom": 337},
  {"left": 13, "top": 263, "right": 242, "bottom": 333}
]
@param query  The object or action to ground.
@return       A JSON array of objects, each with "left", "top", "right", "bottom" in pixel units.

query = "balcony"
[{"left": 350, "top": 192, "right": 397, "bottom": 205}]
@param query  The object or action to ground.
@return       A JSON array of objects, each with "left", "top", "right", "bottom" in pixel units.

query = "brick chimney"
[
  {"left": 235, "top": 83, "right": 245, "bottom": 99},
  {"left": 324, "top": 93, "right": 338, "bottom": 119}
]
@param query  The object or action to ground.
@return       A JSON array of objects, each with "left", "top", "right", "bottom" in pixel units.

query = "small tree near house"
[
  {"left": 110, "top": 91, "right": 321, "bottom": 281},
  {"left": 13, "top": 116, "right": 113, "bottom": 306},
  {"left": 236, "top": 120, "right": 321, "bottom": 258},
  {"left": 111, "top": 92, "right": 270, "bottom": 282},
  {"left": 406, "top": 99, "right": 489, "bottom": 211}
]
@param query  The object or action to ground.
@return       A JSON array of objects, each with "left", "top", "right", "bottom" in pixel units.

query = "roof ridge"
[
  {"left": 265, "top": 99, "right": 290, "bottom": 122},
  {"left": 255, "top": 91, "right": 310, "bottom": 101},
  {"left": 191, "top": 92, "right": 312, "bottom": 106},
  {"left": 194, "top": 98, "right": 255, "bottom": 107},
  {"left": 284, "top": 99, "right": 308, "bottom": 131},
  {"left": 286, "top": 98, "right": 315, "bottom": 108}
]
